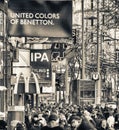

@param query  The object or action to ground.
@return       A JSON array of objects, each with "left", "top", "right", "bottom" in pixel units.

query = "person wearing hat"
[
  {"left": 30, "top": 114, "right": 41, "bottom": 130},
  {"left": 15, "top": 122, "right": 26, "bottom": 130},
  {"left": 70, "top": 115, "right": 82, "bottom": 130},
  {"left": 70, "top": 115, "right": 97, "bottom": 130},
  {"left": 41, "top": 114, "right": 64, "bottom": 130}
]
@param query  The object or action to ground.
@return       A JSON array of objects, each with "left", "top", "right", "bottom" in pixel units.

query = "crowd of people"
[
  {"left": 14, "top": 102, "right": 119, "bottom": 130},
  {"left": 0, "top": 102, "right": 119, "bottom": 130}
]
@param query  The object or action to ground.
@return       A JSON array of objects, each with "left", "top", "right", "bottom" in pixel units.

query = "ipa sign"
[
  {"left": 30, "top": 49, "right": 51, "bottom": 80},
  {"left": 8, "top": 0, "right": 72, "bottom": 37}
]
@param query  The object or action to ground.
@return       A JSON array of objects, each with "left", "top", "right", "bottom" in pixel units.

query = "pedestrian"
[
  {"left": 15, "top": 122, "right": 26, "bottom": 130},
  {"left": 30, "top": 114, "right": 41, "bottom": 130},
  {"left": 41, "top": 113, "right": 64, "bottom": 130},
  {"left": 69, "top": 115, "right": 97, "bottom": 130},
  {"left": 83, "top": 110, "right": 97, "bottom": 128},
  {"left": 25, "top": 114, "right": 31, "bottom": 130},
  {"left": 98, "top": 119, "right": 108, "bottom": 130},
  {"left": 70, "top": 115, "right": 82, "bottom": 130},
  {"left": 0, "top": 119, "right": 7, "bottom": 130},
  {"left": 38, "top": 116, "right": 47, "bottom": 128},
  {"left": 107, "top": 110, "right": 115, "bottom": 129},
  {"left": 114, "top": 114, "right": 119, "bottom": 130}
]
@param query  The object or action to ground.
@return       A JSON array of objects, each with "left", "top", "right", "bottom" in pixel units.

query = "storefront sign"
[{"left": 30, "top": 49, "right": 51, "bottom": 80}]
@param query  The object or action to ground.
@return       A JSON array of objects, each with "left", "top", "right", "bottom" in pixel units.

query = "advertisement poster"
[{"left": 30, "top": 49, "right": 51, "bottom": 80}]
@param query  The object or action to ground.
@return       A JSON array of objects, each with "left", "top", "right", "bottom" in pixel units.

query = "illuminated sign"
[{"left": 30, "top": 49, "right": 51, "bottom": 80}]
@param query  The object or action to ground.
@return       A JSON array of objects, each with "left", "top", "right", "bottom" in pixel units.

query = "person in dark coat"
[
  {"left": 114, "top": 113, "right": 119, "bottom": 130},
  {"left": 30, "top": 114, "right": 41, "bottom": 130},
  {"left": 70, "top": 115, "right": 97, "bottom": 130},
  {"left": 41, "top": 113, "right": 64, "bottom": 130},
  {"left": 0, "top": 120, "right": 7, "bottom": 129},
  {"left": 15, "top": 122, "right": 26, "bottom": 130},
  {"left": 25, "top": 114, "right": 31, "bottom": 130},
  {"left": 70, "top": 115, "right": 82, "bottom": 130},
  {"left": 98, "top": 119, "right": 108, "bottom": 130}
]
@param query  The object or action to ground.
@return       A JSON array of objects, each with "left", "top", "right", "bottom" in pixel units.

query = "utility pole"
[
  {"left": 4, "top": 0, "right": 12, "bottom": 107},
  {"left": 96, "top": 0, "right": 101, "bottom": 104},
  {"left": 81, "top": 0, "right": 85, "bottom": 79},
  {"left": 1, "top": 0, "right": 11, "bottom": 108}
]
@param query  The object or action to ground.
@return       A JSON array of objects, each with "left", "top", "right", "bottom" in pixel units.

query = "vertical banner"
[
  {"left": 0, "top": 11, "right": 3, "bottom": 37},
  {"left": 8, "top": 0, "right": 72, "bottom": 37},
  {"left": 30, "top": 49, "right": 51, "bottom": 80},
  {"left": 0, "top": 46, "right": 3, "bottom": 80}
]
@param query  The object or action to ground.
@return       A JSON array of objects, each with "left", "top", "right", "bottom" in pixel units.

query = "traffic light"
[
  {"left": 12, "top": 48, "right": 19, "bottom": 62},
  {"left": 55, "top": 73, "right": 65, "bottom": 91},
  {"left": 56, "top": 78, "right": 60, "bottom": 91}
]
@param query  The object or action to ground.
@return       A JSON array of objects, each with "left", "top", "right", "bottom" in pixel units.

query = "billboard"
[
  {"left": 8, "top": 0, "right": 72, "bottom": 37},
  {"left": 30, "top": 49, "right": 51, "bottom": 80}
]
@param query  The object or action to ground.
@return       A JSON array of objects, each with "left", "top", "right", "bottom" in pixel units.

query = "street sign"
[{"left": 92, "top": 72, "right": 99, "bottom": 80}]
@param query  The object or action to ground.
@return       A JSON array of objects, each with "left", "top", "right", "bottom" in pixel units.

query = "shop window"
[{"left": 80, "top": 91, "right": 95, "bottom": 98}]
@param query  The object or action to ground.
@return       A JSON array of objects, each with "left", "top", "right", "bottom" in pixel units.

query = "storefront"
[
  {"left": 13, "top": 72, "right": 40, "bottom": 107},
  {"left": 72, "top": 79, "right": 96, "bottom": 105}
]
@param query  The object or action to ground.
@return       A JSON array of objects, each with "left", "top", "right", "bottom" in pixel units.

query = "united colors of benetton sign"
[{"left": 8, "top": 0, "right": 72, "bottom": 37}]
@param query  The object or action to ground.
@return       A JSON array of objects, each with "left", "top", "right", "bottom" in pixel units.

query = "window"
[{"left": 80, "top": 91, "right": 95, "bottom": 98}]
